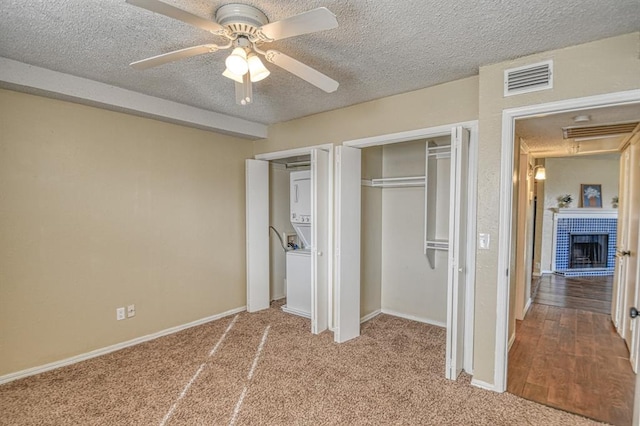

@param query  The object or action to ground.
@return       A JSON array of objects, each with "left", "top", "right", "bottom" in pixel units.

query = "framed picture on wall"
[{"left": 581, "top": 184, "right": 602, "bottom": 207}]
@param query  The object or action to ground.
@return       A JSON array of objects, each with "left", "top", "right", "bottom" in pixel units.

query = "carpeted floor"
[{"left": 0, "top": 301, "right": 603, "bottom": 425}]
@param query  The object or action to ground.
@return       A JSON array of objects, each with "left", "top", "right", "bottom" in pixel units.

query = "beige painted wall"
[
  {"left": 381, "top": 140, "right": 449, "bottom": 324},
  {"left": 475, "top": 32, "right": 640, "bottom": 385},
  {"left": 0, "top": 89, "right": 253, "bottom": 375},
  {"left": 533, "top": 159, "right": 546, "bottom": 275},
  {"left": 254, "top": 76, "right": 479, "bottom": 154},
  {"left": 538, "top": 154, "right": 620, "bottom": 272}
]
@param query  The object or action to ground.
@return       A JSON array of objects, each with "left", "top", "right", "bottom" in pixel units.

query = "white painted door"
[
  {"left": 446, "top": 126, "right": 469, "bottom": 380},
  {"left": 334, "top": 146, "right": 361, "bottom": 343},
  {"left": 613, "top": 149, "right": 630, "bottom": 332},
  {"left": 311, "top": 148, "right": 329, "bottom": 334},
  {"left": 624, "top": 131, "right": 640, "bottom": 372},
  {"left": 245, "top": 159, "right": 270, "bottom": 312}
]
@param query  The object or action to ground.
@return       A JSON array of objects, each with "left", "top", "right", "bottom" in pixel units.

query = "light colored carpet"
[{"left": 0, "top": 302, "right": 603, "bottom": 425}]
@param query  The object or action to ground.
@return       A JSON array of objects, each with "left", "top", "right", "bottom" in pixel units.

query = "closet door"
[
  {"left": 245, "top": 159, "right": 270, "bottom": 312},
  {"left": 446, "top": 126, "right": 469, "bottom": 379},
  {"left": 334, "top": 146, "right": 361, "bottom": 343},
  {"left": 311, "top": 148, "right": 329, "bottom": 334}
]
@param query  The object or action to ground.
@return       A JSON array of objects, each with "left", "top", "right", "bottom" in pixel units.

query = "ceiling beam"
[{"left": 0, "top": 57, "right": 267, "bottom": 140}]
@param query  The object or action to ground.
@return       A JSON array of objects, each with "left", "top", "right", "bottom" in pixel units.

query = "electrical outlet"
[
  {"left": 127, "top": 304, "right": 135, "bottom": 318},
  {"left": 116, "top": 307, "right": 125, "bottom": 321}
]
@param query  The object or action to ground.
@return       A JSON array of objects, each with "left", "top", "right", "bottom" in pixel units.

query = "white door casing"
[
  {"left": 245, "top": 159, "right": 270, "bottom": 312},
  {"left": 311, "top": 149, "right": 329, "bottom": 334},
  {"left": 446, "top": 126, "right": 469, "bottom": 380},
  {"left": 334, "top": 146, "right": 361, "bottom": 343},
  {"left": 496, "top": 89, "right": 640, "bottom": 393}
]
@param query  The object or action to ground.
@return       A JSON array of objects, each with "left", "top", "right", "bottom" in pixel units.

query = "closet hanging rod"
[
  {"left": 427, "top": 145, "right": 451, "bottom": 152},
  {"left": 363, "top": 176, "right": 426, "bottom": 188},
  {"left": 427, "top": 152, "right": 451, "bottom": 159}
]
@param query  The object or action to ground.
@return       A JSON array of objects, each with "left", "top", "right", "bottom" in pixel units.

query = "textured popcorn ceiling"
[
  {"left": 0, "top": 0, "right": 638, "bottom": 126},
  {"left": 516, "top": 104, "right": 640, "bottom": 158}
]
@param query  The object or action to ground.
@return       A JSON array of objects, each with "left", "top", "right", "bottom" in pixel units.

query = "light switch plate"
[{"left": 479, "top": 233, "right": 491, "bottom": 250}]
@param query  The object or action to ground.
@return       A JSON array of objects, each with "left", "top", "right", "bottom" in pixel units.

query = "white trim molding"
[
  {"left": 0, "top": 57, "right": 266, "bottom": 140},
  {"left": 495, "top": 89, "right": 640, "bottom": 393},
  {"left": 343, "top": 121, "right": 479, "bottom": 148},
  {"left": 382, "top": 309, "right": 447, "bottom": 328},
  {"left": 360, "top": 309, "right": 382, "bottom": 324},
  {"left": 0, "top": 306, "right": 246, "bottom": 385},
  {"left": 471, "top": 378, "right": 499, "bottom": 392}
]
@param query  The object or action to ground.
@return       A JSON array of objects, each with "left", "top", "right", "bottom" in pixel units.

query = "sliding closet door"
[
  {"left": 334, "top": 146, "right": 361, "bottom": 343},
  {"left": 311, "top": 148, "right": 329, "bottom": 334},
  {"left": 245, "top": 159, "right": 270, "bottom": 312},
  {"left": 446, "top": 126, "right": 469, "bottom": 379}
]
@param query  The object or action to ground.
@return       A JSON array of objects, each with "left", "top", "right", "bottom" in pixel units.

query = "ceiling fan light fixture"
[
  {"left": 225, "top": 47, "right": 249, "bottom": 76},
  {"left": 247, "top": 54, "right": 270, "bottom": 82},
  {"left": 223, "top": 68, "right": 243, "bottom": 83}
]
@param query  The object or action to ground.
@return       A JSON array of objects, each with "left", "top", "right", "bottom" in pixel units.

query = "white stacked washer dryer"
[{"left": 283, "top": 170, "right": 312, "bottom": 318}]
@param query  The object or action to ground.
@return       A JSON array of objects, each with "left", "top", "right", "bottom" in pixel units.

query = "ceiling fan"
[{"left": 126, "top": 0, "right": 339, "bottom": 105}]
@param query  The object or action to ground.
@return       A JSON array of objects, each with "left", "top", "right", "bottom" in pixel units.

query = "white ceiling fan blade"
[
  {"left": 265, "top": 50, "right": 338, "bottom": 93},
  {"left": 131, "top": 44, "right": 220, "bottom": 70},
  {"left": 126, "top": 0, "right": 227, "bottom": 35},
  {"left": 258, "top": 8, "right": 338, "bottom": 41}
]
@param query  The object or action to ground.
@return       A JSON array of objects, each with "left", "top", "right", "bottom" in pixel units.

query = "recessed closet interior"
[
  {"left": 267, "top": 155, "right": 311, "bottom": 303},
  {"left": 360, "top": 137, "right": 452, "bottom": 326}
]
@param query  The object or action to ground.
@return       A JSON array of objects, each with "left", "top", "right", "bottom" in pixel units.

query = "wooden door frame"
[{"left": 494, "top": 89, "right": 640, "bottom": 393}]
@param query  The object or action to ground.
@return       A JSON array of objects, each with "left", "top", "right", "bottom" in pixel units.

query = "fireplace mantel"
[{"left": 553, "top": 208, "right": 618, "bottom": 219}]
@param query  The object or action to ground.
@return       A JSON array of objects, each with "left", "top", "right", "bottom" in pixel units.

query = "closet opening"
[
  {"left": 336, "top": 123, "right": 478, "bottom": 378},
  {"left": 246, "top": 145, "right": 332, "bottom": 335}
]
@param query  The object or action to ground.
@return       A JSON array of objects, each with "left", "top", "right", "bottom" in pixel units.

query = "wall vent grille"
[
  {"left": 562, "top": 121, "right": 640, "bottom": 139},
  {"left": 504, "top": 60, "right": 553, "bottom": 97}
]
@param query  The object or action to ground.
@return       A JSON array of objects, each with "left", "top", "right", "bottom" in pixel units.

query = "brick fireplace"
[{"left": 552, "top": 208, "right": 617, "bottom": 277}]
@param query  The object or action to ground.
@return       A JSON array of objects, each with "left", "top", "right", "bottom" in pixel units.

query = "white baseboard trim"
[
  {"left": 508, "top": 332, "right": 516, "bottom": 351},
  {"left": 360, "top": 309, "right": 382, "bottom": 323},
  {"left": 381, "top": 309, "right": 446, "bottom": 328},
  {"left": 281, "top": 305, "right": 311, "bottom": 319},
  {"left": 471, "top": 378, "right": 499, "bottom": 392},
  {"left": 271, "top": 294, "right": 285, "bottom": 301},
  {"left": 0, "top": 306, "right": 246, "bottom": 385},
  {"left": 523, "top": 298, "right": 532, "bottom": 316},
  {"left": 541, "top": 270, "right": 553, "bottom": 275},
  {"left": 532, "top": 271, "right": 541, "bottom": 277}
]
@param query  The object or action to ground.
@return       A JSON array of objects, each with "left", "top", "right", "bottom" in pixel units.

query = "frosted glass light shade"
[
  {"left": 247, "top": 54, "right": 270, "bottom": 82},
  {"left": 534, "top": 166, "right": 546, "bottom": 180},
  {"left": 223, "top": 68, "right": 243, "bottom": 83},
  {"left": 225, "top": 48, "right": 248, "bottom": 76}
]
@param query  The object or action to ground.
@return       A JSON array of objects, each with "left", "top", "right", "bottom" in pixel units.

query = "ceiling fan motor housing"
[{"left": 215, "top": 4, "right": 269, "bottom": 38}]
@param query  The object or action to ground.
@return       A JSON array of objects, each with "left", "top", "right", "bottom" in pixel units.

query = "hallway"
[{"left": 508, "top": 274, "right": 635, "bottom": 425}]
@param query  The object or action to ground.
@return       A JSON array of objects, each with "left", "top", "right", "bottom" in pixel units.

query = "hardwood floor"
[
  {"left": 508, "top": 274, "right": 635, "bottom": 426},
  {"left": 534, "top": 274, "right": 612, "bottom": 314}
]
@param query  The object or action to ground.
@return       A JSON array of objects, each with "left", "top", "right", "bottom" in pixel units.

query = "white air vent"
[{"left": 504, "top": 60, "right": 553, "bottom": 97}]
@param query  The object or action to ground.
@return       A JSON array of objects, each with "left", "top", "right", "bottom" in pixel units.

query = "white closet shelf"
[
  {"left": 362, "top": 176, "right": 425, "bottom": 188},
  {"left": 425, "top": 239, "right": 449, "bottom": 251},
  {"left": 427, "top": 144, "right": 452, "bottom": 159}
]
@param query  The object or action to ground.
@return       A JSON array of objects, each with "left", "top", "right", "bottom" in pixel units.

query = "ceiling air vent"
[
  {"left": 562, "top": 121, "right": 640, "bottom": 140},
  {"left": 504, "top": 60, "right": 553, "bottom": 97}
]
